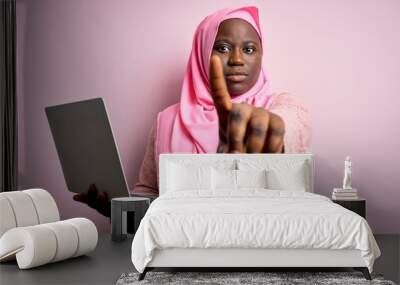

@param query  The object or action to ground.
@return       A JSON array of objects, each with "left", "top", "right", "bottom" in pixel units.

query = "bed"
[{"left": 131, "top": 153, "right": 381, "bottom": 281}]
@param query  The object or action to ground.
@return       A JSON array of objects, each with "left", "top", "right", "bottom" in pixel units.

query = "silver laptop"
[{"left": 45, "top": 98, "right": 131, "bottom": 199}]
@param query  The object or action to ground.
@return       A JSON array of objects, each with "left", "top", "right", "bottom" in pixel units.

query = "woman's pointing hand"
[{"left": 209, "top": 55, "right": 285, "bottom": 154}]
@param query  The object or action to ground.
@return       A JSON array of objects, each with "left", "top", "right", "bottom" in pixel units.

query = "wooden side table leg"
[{"left": 111, "top": 201, "right": 126, "bottom": 242}]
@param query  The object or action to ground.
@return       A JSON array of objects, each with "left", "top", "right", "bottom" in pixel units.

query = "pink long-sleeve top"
[{"left": 132, "top": 92, "right": 311, "bottom": 197}]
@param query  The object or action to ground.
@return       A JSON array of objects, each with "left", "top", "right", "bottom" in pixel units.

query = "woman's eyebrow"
[
  {"left": 214, "top": 39, "right": 259, "bottom": 45},
  {"left": 243, "top": 40, "right": 259, "bottom": 45},
  {"left": 214, "top": 39, "right": 231, "bottom": 44}
]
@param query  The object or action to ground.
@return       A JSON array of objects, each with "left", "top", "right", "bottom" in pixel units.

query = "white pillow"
[
  {"left": 237, "top": 159, "right": 308, "bottom": 191},
  {"left": 212, "top": 168, "right": 237, "bottom": 190},
  {"left": 236, "top": 169, "right": 267, "bottom": 189},
  {"left": 167, "top": 162, "right": 212, "bottom": 192},
  {"left": 266, "top": 166, "right": 307, "bottom": 191}
]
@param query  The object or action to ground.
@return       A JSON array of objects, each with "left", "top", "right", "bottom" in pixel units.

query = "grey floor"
[
  {"left": 374, "top": 234, "right": 400, "bottom": 284},
  {"left": 0, "top": 235, "right": 134, "bottom": 285},
  {"left": 0, "top": 234, "right": 399, "bottom": 285}
]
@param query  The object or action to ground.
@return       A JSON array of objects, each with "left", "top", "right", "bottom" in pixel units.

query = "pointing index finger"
[{"left": 210, "top": 55, "right": 232, "bottom": 118}]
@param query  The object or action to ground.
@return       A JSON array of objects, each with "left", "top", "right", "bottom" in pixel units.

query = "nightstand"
[
  {"left": 111, "top": 197, "right": 150, "bottom": 242},
  {"left": 332, "top": 198, "right": 366, "bottom": 218}
]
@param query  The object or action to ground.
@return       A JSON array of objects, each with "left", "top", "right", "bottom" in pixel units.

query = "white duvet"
[{"left": 131, "top": 190, "right": 380, "bottom": 273}]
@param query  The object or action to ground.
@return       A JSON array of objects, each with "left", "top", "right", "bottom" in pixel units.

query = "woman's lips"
[{"left": 225, "top": 74, "right": 247, "bottom": 83}]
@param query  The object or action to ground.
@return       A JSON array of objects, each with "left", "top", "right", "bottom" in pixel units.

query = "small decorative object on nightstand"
[
  {"left": 111, "top": 197, "right": 150, "bottom": 242},
  {"left": 332, "top": 156, "right": 359, "bottom": 200},
  {"left": 342, "top": 156, "right": 353, "bottom": 190},
  {"left": 332, "top": 198, "right": 366, "bottom": 218}
]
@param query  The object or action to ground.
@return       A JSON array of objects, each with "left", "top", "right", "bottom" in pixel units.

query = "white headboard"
[{"left": 159, "top": 153, "right": 314, "bottom": 195}]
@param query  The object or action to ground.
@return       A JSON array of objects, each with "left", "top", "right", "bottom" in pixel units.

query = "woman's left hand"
[{"left": 210, "top": 55, "right": 285, "bottom": 153}]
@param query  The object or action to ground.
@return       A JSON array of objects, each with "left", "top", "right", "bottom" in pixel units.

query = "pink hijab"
[{"left": 156, "top": 6, "right": 273, "bottom": 158}]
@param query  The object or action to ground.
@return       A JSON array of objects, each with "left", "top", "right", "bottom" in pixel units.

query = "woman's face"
[{"left": 212, "top": 18, "right": 262, "bottom": 97}]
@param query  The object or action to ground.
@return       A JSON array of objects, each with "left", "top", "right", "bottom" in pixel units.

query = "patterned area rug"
[{"left": 116, "top": 271, "right": 396, "bottom": 285}]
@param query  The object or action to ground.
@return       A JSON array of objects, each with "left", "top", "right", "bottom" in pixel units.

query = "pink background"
[{"left": 16, "top": 0, "right": 400, "bottom": 233}]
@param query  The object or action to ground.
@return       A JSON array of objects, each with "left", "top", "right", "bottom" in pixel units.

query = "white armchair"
[{"left": 0, "top": 189, "right": 98, "bottom": 269}]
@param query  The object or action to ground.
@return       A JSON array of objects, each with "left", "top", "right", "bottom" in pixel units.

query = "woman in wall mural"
[{"left": 73, "top": 6, "right": 311, "bottom": 217}]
